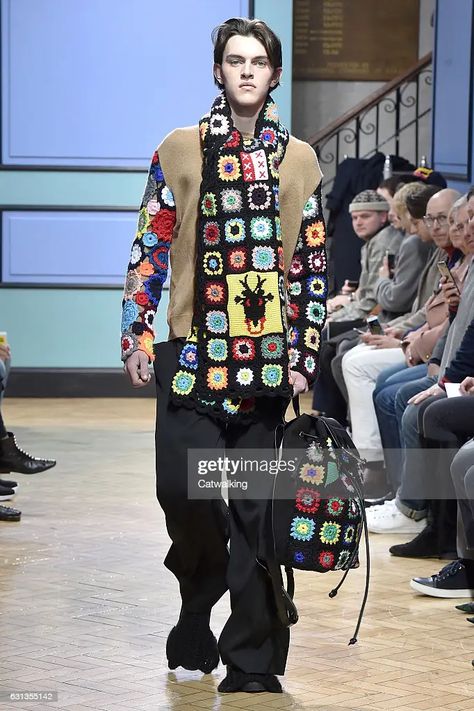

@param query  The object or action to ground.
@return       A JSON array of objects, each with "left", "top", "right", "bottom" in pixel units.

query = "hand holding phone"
[
  {"left": 367, "top": 316, "right": 384, "bottom": 335},
  {"left": 437, "top": 261, "right": 460, "bottom": 294}
]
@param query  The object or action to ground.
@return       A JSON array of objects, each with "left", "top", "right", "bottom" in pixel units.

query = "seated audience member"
[
  {"left": 0, "top": 337, "right": 56, "bottom": 522},
  {"left": 372, "top": 196, "right": 471, "bottom": 500},
  {"left": 375, "top": 189, "right": 474, "bottom": 553},
  {"left": 326, "top": 190, "right": 403, "bottom": 322},
  {"left": 408, "top": 376, "right": 474, "bottom": 597},
  {"left": 313, "top": 182, "right": 437, "bottom": 423},
  {"left": 340, "top": 188, "right": 460, "bottom": 491}
]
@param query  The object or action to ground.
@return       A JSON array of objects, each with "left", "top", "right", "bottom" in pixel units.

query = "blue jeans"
[
  {"left": 373, "top": 363, "right": 428, "bottom": 490},
  {"left": 394, "top": 375, "right": 437, "bottom": 516}
]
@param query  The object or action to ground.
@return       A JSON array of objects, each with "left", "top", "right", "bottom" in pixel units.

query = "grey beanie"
[{"left": 349, "top": 189, "right": 389, "bottom": 213}]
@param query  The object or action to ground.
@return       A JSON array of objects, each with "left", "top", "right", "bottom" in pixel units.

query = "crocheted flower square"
[
  {"left": 289, "top": 255, "right": 304, "bottom": 277},
  {"left": 304, "top": 327, "right": 321, "bottom": 351},
  {"left": 273, "top": 186, "right": 280, "bottom": 210},
  {"left": 307, "top": 276, "right": 328, "bottom": 298},
  {"left": 288, "top": 348, "right": 301, "bottom": 368},
  {"left": 305, "top": 301, "right": 326, "bottom": 325},
  {"left": 250, "top": 216, "right": 273, "bottom": 241},
  {"left": 172, "top": 370, "right": 196, "bottom": 396},
  {"left": 261, "top": 334, "right": 284, "bottom": 360},
  {"left": 275, "top": 216, "right": 282, "bottom": 240},
  {"left": 142, "top": 231, "right": 158, "bottom": 248},
  {"left": 252, "top": 245, "right": 275, "bottom": 271},
  {"left": 218, "top": 155, "right": 241, "bottom": 182},
  {"left": 286, "top": 301, "right": 300, "bottom": 321},
  {"left": 161, "top": 186, "right": 175, "bottom": 207},
  {"left": 247, "top": 183, "right": 271, "bottom": 211},
  {"left": 151, "top": 209, "right": 175, "bottom": 242},
  {"left": 343, "top": 524, "right": 356, "bottom": 545},
  {"left": 277, "top": 246, "right": 284, "bottom": 270},
  {"left": 288, "top": 326, "right": 299, "bottom": 347},
  {"left": 264, "top": 102, "right": 279, "bottom": 122},
  {"left": 236, "top": 367, "right": 254, "bottom": 386},
  {"left": 204, "top": 282, "right": 226, "bottom": 305},
  {"left": 295, "top": 487, "right": 321, "bottom": 514},
  {"left": 293, "top": 551, "right": 305, "bottom": 564},
  {"left": 308, "top": 250, "right": 326, "bottom": 273},
  {"left": 232, "top": 338, "right": 255, "bottom": 361},
  {"left": 290, "top": 517, "right": 315, "bottom": 542},
  {"left": 318, "top": 550, "right": 335, "bottom": 569},
  {"left": 221, "top": 188, "right": 242, "bottom": 213},
  {"left": 201, "top": 192, "right": 217, "bottom": 217},
  {"left": 204, "top": 222, "right": 220, "bottom": 245},
  {"left": 179, "top": 343, "right": 198, "bottom": 370},
  {"left": 121, "top": 300, "right": 139, "bottom": 332},
  {"left": 143, "top": 308, "right": 155, "bottom": 329},
  {"left": 348, "top": 500, "right": 360, "bottom": 520},
  {"left": 335, "top": 549, "right": 351, "bottom": 570},
  {"left": 224, "top": 130, "right": 241, "bottom": 148},
  {"left": 319, "top": 521, "right": 341, "bottom": 545},
  {"left": 261, "top": 364, "right": 283, "bottom": 388},
  {"left": 224, "top": 218, "right": 246, "bottom": 242},
  {"left": 223, "top": 398, "right": 240, "bottom": 414},
  {"left": 299, "top": 463, "right": 325, "bottom": 485},
  {"left": 303, "top": 195, "right": 318, "bottom": 220},
  {"left": 210, "top": 113, "right": 230, "bottom": 136},
  {"left": 307, "top": 442, "right": 324, "bottom": 463},
  {"left": 207, "top": 338, "right": 227, "bottom": 362},
  {"left": 207, "top": 366, "right": 228, "bottom": 390},
  {"left": 326, "top": 497, "right": 345, "bottom": 517},
  {"left": 121, "top": 333, "right": 137, "bottom": 357},
  {"left": 268, "top": 151, "right": 280, "bottom": 179},
  {"left": 289, "top": 281, "right": 302, "bottom": 296},
  {"left": 205, "top": 310, "right": 228, "bottom": 334},
  {"left": 304, "top": 354, "right": 317, "bottom": 375},
  {"left": 227, "top": 248, "right": 247, "bottom": 271},
  {"left": 259, "top": 126, "right": 277, "bottom": 146},
  {"left": 203, "top": 252, "right": 223, "bottom": 276},
  {"left": 149, "top": 245, "right": 169, "bottom": 272}
]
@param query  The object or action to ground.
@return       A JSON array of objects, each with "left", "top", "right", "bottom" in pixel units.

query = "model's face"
[
  {"left": 465, "top": 194, "right": 474, "bottom": 253},
  {"left": 351, "top": 210, "right": 387, "bottom": 240},
  {"left": 448, "top": 205, "right": 468, "bottom": 251},
  {"left": 214, "top": 34, "right": 281, "bottom": 115},
  {"left": 424, "top": 193, "right": 453, "bottom": 249}
]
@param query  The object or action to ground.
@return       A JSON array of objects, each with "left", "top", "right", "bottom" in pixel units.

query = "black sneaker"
[
  {"left": 0, "top": 505, "right": 21, "bottom": 522},
  {"left": 0, "top": 484, "right": 15, "bottom": 502},
  {"left": 217, "top": 665, "right": 282, "bottom": 693},
  {"left": 0, "top": 478, "right": 18, "bottom": 490},
  {"left": 410, "top": 560, "right": 474, "bottom": 598},
  {"left": 389, "top": 524, "right": 456, "bottom": 559}
]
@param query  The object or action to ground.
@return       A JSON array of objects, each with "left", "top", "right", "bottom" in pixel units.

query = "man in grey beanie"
[{"left": 327, "top": 189, "right": 403, "bottom": 321}]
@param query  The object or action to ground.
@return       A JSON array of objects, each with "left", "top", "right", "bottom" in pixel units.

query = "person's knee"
[{"left": 401, "top": 403, "right": 419, "bottom": 438}]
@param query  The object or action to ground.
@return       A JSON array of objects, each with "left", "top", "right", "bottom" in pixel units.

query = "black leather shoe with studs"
[{"left": 0, "top": 433, "right": 56, "bottom": 475}]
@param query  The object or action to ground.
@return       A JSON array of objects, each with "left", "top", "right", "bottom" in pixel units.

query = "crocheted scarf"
[{"left": 170, "top": 93, "right": 293, "bottom": 421}]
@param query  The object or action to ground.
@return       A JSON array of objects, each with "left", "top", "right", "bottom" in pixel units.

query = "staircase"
[{"left": 307, "top": 53, "right": 433, "bottom": 195}]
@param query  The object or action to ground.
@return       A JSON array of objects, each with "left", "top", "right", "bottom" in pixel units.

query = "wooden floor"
[{"left": 1, "top": 397, "right": 473, "bottom": 711}]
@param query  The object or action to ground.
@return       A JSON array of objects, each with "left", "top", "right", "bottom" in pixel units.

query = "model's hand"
[
  {"left": 408, "top": 383, "right": 443, "bottom": 405},
  {"left": 289, "top": 370, "right": 308, "bottom": 396},
  {"left": 460, "top": 376, "right": 474, "bottom": 395},
  {"left": 124, "top": 350, "right": 151, "bottom": 387},
  {"left": 0, "top": 344, "right": 11, "bottom": 361},
  {"left": 361, "top": 333, "right": 401, "bottom": 349}
]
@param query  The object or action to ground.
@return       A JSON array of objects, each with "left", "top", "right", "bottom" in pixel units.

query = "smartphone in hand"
[
  {"left": 367, "top": 316, "right": 384, "bottom": 335},
  {"left": 437, "top": 261, "right": 460, "bottom": 294}
]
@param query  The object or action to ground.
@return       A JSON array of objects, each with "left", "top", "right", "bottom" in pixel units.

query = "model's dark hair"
[
  {"left": 378, "top": 176, "right": 403, "bottom": 197},
  {"left": 467, "top": 186, "right": 474, "bottom": 200},
  {"left": 405, "top": 184, "right": 441, "bottom": 219},
  {"left": 212, "top": 17, "right": 282, "bottom": 89}
]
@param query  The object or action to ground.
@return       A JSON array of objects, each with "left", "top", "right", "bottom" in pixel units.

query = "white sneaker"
[
  {"left": 366, "top": 499, "right": 397, "bottom": 520},
  {"left": 368, "top": 506, "right": 426, "bottom": 534}
]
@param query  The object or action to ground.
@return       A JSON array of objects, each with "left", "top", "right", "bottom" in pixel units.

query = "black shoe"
[
  {"left": 217, "top": 665, "right": 282, "bottom": 693},
  {"left": 389, "top": 524, "right": 457, "bottom": 559},
  {"left": 455, "top": 602, "right": 474, "bottom": 614},
  {"left": 410, "top": 560, "right": 474, "bottom": 598},
  {"left": 166, "top": 611, "right": 219, "bottom": 674},
  {"left": 0, "top": 478, "right": 18, "bottom": 490},
  {"left": 0, "top": 433, "right": 56, "bottom": 475},
  {"left": 0, "top": 505, "right": 21, "bottom": 522},
  {"left": 0, "top": 484, "right": 15, "bottom": 502},
  {"left": 362, "top": 463, "right": 391, "bottom": 501},
  {"left": 365, "top": 492, "right": 394, "bottom": 508}
]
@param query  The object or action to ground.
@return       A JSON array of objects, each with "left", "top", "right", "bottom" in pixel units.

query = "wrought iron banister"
[{"left": 308, "top": 52, "right": 433, "bottom": 193}]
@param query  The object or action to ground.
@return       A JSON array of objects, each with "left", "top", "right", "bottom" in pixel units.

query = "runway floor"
[{"left": 1, "top": 397, "right": 473, "bottom": 710}]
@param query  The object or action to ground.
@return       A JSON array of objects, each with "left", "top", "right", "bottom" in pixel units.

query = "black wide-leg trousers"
[{"left": 153, "top": 339, "right": 290, "bottom": 675}]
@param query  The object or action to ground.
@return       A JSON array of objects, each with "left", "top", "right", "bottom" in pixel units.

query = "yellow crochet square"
[{"left": 226, "top": 271, "right": 283, "bottom": 337}]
